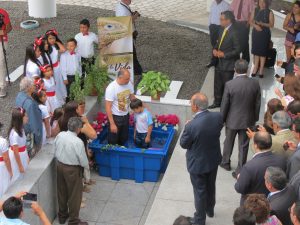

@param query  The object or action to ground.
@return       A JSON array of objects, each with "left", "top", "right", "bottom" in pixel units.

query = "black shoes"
[
  {"left": 206, "top": 210, "right": 214, "bottom": 218},
  {"left": 232, "top": 171, "right": 238, "bottom": 179},
  {"left": 208, "top": 103, "right": 220, "bottom": 109},
  {"left": 189, "top": 217, "right": 206, "bottom": 225},
  {"left": 259, "top": 74, "right": 264, "bottom": 78},
  {"left": 220, "top": 163, "right": 231, "bottom": 171}
]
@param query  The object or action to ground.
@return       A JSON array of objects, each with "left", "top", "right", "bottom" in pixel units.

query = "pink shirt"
[{"left": 230, "top": 0, "right": 255, "bottom": 22}]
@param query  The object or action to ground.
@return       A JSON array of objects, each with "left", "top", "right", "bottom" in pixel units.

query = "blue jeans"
[{"left": 135, "top": 132, "right": 150, "bottom": 148}]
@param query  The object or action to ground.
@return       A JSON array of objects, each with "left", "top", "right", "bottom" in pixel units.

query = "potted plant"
[
  {"left": 70, "top": 73, "right": 86, "bottom": 115},
  {"left": 84, "top": 61, "right": 109, "bottom": 102},
  {"left": 137, "top": 71, "right": 171, "bottom": 100}
]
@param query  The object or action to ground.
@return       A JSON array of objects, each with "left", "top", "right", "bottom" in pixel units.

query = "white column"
[
  {"left": 28, "top": 0, "right": 56, "bottom": 18},
  {"left": 207, "top": 0, "right": 213, "bottom": 12}
]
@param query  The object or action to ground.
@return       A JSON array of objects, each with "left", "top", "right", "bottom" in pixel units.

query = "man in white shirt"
[
  {"left": 115, "top": 0, "right": 143, "bottom": 76},
  {"left": 207, "top": 0, "right": 229, "bottom": 68},
  {"left": 55, "top": 117, "right": 89, "bottom": 225},
  {"left": 75, "top": 19, "right": 98, "bottom": 78},
  {"left": 105, "top": 68, "right": 136, "bottom": 145}
]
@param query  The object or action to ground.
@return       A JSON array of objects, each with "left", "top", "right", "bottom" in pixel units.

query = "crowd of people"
[{"left": 174, "top": 0, "right": 300, "bottom": 225}]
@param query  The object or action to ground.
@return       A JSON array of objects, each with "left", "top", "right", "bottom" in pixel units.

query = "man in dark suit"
[
  {"left": 234, "top": 132, "right": 286, "bottom": 205},
  {"left": 265, "top": 167, "right": 296, "bottom": 225},
  {"left": 220, "top": 59, "right": 261, "bottom": 176},
  {"left": 286, "top": 118, "right": 300, "bottom": 180},
  {"left": 208, "top": 10, "right": 241, "bottom": 109},
  {"left": 180, "top": 92, "right": 223, "bottom": 225}
]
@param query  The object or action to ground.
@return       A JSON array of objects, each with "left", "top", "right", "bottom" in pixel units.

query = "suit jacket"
[
  {"left": 235, "top": 151, "right": 286, "bottom": 204},
  {"left": 272, "top": 130, "right": 297, "bottom": 158},
  {"left": 289, "top": 170, "right": 300, "bottom": 200},
  {"left": 220, "top": 75, "right": 261, "bottom": 130},
  {"left": 214, "top": 23, "right": 241, "bottom": 71},
  {"left": 180, "top": 110, "right": 223, "bottom": 174},
  {"left": 269, "top": 185, "right": 296, "bottom": 225},
  {"left": 287, "top": 147, "right": 300, "bottom": 180}
]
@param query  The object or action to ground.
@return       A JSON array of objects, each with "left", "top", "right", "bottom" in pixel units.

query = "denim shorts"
[{"left": 135, "top": 132, "right": 150, "bottom": 148}]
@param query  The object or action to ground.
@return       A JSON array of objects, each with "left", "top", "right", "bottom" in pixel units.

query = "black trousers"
[
  {"left": 190, "top": 167, "right": 218, "bottom": 225},
  {"left": 108, "top": 114, "right": 129, "bottom": 146},
  {"left": 133, "top": 41, "right": 143, "bottom": 76},
  {"left": 66, "top": 75, "right": 75, "bottom": 102},
  {"left": 213, "top": 70, "right": 234, "bottom": 105},
  {"left": 81, "top": 56, "right": 96, "bottom": 78},
  {"left": 209, "top": 24, "right": 221, "bottom": 65},
  {"left": 222, "top": 128, "right": 250, "bottom": 173},
  {"left": 236, "top": 21, "right": 250, "bottom": 62}
]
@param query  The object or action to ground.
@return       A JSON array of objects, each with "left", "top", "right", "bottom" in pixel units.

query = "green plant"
[
  {"left": 137, "top": 71, "right": 171, "bottom": 99},
  {"left": 84, "top": 61, "right": 109, "bottom": 102},
  {"left": 69, "top": 73, "right": 85, "bottom": 104}
]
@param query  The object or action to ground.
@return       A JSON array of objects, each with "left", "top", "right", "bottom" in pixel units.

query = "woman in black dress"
[{"left": 250, "top": 0, "right": 274, "bottom": 78}]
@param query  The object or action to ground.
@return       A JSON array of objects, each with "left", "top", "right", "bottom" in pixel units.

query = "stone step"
[{"left": 6, "top": 65, "right": 24, "bottom": 82}]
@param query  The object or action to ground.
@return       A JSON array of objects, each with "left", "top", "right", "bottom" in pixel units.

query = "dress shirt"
[
  {"left": 268, "top": 189, "right": 283, "bottom": 198},
  {"left": 55, "top": 131, "right": 89, "bottom": 169},
  {"left": 209, "top": 0, "right": 230, "bottom": 25},
  {"left": 234, "top": 73, "right": 247, "bottom": 78},
  {"left": 277, "top": 129, "right": 290, "bottom": 134},
  {"left": 75, "top": 32, "right": 98, "bottom": 58},
  {"left": 230, "top": 0, "right": 255, "bottom": 22},
  {"left": 193, "top": 110, "right": 208, "bottom": 118},
  {"left": 252, "top": 150, "right": 271, "bottom": 158},
  {"left": 60, "top": 51, "right": 82, "bottom": 80},
  {"left": 115, "top": 1, "right": 136, "bottom": 31}
]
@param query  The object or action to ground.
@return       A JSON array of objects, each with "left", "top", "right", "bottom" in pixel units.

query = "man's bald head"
[
  {"left": 191, "top": 92, "right": 208, "bottom": 112},
  {"left": 253, "top": 131, "right": 272, "bottom": 151},
  {"left": 117, "top": 68, "right": 131, "bottom": 85}
]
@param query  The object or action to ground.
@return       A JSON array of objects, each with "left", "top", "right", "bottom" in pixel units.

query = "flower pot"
[
  {"left": 78, "top": 102, "right": 86, "bottom": 115},
  {"left": 151, "top": 92, "right": 161, "bottom": 101}
]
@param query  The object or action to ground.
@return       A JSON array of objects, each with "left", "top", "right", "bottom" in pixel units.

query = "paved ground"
[{"left": 0, "top": 1, "right": 210, "bottom": 136}]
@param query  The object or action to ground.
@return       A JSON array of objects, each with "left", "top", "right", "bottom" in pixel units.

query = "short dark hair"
[
  {"left": 221, "top": 10, "right": 235, "bottom": 23},
  {"left": 2, "top": 197, "right": 23, "bottom": 219},
  {"left": 293, "top": 201, "right": 300, "bottom": 222},
  {"left": 253, "top": 132, "right": 272, "bottom": 150},
  {"left": 288, "top": 100, "right": 300, "bottom": 116},
  {"left": 265, "top": 167, "right": 287, "bottom": 190},
  {"left": 233, "top": 206, "right": 256, "bottom": 225},
  {"left": 293, "top": 117, "right": 300, "bottom": 133},
  {"left": 235, "top": 59, "right": 248, "bottom": 74},
  {"left": 173, "top": 215, "right": 191, "bottom": 225},
  {"left": 130, "top": 98, "right": 143, "bottom": 110},
  {"left": 67, "top": 38, "right": 77, "bottom": 46},
  {"left": 80, "top": 19, "right": 90, "bottom": 28}
]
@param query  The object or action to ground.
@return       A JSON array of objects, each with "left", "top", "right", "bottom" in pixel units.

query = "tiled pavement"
[
  {"left": 9, "top": 0, "right": 208, "bottom": 25},
  {"left": 52, "top": 171, "right": 161, "bottom": 225}
]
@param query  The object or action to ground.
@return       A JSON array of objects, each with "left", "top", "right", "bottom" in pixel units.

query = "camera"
[
  {"left": 133, "top": 11, "right": 141, "bottom": 17},
  {"left": 249, "top": 125, "right": 260, "bottom": 132}
]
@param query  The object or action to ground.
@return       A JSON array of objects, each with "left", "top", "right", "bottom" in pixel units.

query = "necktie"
[
  {"left": 237, "top": 0, "right": 244, "bottom": 20},
  {"left": 70, "top": 51, "right": 75, "bottom": 55},
  {"left": 218, "top": 28, "right": 228, "bottom": 50}
]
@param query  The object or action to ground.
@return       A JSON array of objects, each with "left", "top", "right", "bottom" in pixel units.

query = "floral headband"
[
  {"left": 33, "top": 36, "right": 44, "bottom": 50},
  {"left": 46, "top": 29, "right": 58, "bottom": 36},
  {"left": 39, "top": 64, "right": 51, "bottom": 73},
  {"left": 16, "top": 107, "right": 25, "bottom": 115},
  {"left": 34, "top": 78, "right": 45, "bottom": 95}
]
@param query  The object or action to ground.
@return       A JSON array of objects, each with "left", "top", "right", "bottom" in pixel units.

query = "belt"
[
  {"left": 10, "top": 146, "right": 26, "bottom": 152},
  {"left": 46, "top": 91, "right": 56, "bottom": 97},
  {"left": 53, "top": 61, "right": 59, "bottom": 68},
  {"left": 0, "top": 156, "right": 3, "bottom": 162},
  {"left": 113, "top": 114, "right": 129, "bottom": 118}
]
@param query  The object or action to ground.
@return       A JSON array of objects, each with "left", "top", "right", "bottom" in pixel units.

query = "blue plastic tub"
[{"left": 89, "top": 126, "right": 175, "bottom": 183}]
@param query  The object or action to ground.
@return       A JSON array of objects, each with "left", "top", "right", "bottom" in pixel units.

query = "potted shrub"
[
  {"left": 70, "top": 73, "right": 86, "bottom": 115},
  {"left": 84, "top": 61, "right": 109, "bottom": 102},
  {"left": 137, "top": 71, "right": 171, "bottom": 100}
]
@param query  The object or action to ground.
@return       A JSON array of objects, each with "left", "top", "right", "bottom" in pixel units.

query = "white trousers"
[{"left": 0, "top": 41, "right": 8, "bottom": 89}]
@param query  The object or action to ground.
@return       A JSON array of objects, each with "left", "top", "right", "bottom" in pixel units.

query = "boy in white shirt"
[
  {"left": 130, "top": 98, "right": 153, "bottom": 148},
  {"left": 60, "top": 38, "right": 82, "bottom": 102},
  {"left": 75, "top": 19, "right": 98, "bottom": 77}
]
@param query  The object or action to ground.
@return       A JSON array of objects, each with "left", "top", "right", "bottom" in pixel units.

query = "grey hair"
[
  {"left": 234, "top": 59, "right": 248, "bottom": 74},
  {"left": 192, "top": 93, "right": 208, "bottom": 110},
  {"left": 265, "top": 167, "right": 287, "bottom": 190},
  {"left": 272, "top": 110, "right": 292, "bottom": 129},
  {"left": 20, "top": 77, "right": 34, "bottom": 92},
  {"left": 68, "top": 117, "right": 83, "bottom": 132}
]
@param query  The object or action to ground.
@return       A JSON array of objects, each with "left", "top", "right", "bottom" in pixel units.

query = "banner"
[{"left": 98, "top": 16, "right": 134, "bottom": 81}]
